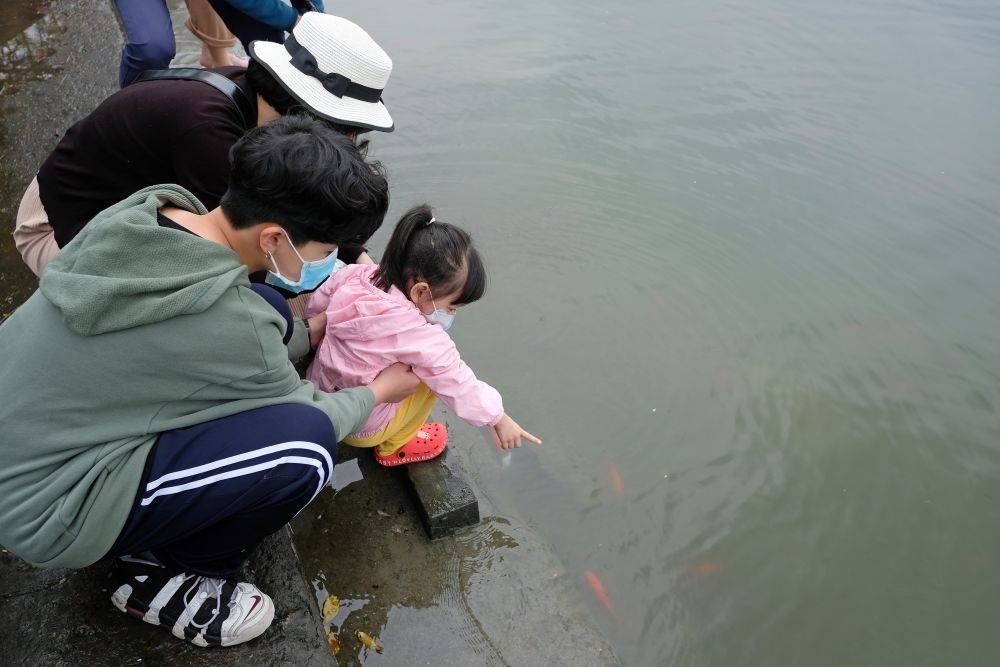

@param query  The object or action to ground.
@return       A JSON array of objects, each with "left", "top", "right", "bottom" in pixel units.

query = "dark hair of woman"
[
  {"left": 373, "top": 204, "right": 487, "bottom": 306},
  {"left": 245, "top": 59, "right": 370, "bottom": 153}
]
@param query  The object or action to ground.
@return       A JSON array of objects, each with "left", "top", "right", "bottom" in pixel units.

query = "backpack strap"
[{"left": 132, "top": 68, "right": 256, "bottom": 129}]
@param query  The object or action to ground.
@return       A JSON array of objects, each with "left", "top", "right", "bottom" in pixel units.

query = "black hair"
[
  {"left": 373, "top": 204, "right": 486, "bottom": 306},
  {"left": 221, "top": 114, "right": 389, "bottom": 246},
  {"left": 245, "top": 59, "right": 371, "bottom": 152}
]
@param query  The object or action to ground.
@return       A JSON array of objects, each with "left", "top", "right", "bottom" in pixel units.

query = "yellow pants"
[{"left": 344, "top": 383, "right": 438, "bottom": 456}]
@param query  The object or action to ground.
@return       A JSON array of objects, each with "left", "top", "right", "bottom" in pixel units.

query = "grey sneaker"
[{"left": 111, "top": 555, "right": 275, "bottom": 647}]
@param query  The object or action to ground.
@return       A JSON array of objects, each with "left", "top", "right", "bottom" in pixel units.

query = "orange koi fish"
[
  {"left": 585, "top": 570, "right": 615, "bottom": 615},
  {"left": 608, "top": 464, "right": 624, "bottom": 495},
  {"left": 687, "top": 561, "right": 723, "bottom": 576}
]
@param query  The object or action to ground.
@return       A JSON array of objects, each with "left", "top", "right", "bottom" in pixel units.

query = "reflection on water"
[{"left": 329, "top": 457, "right": 364, "bottom": 491}]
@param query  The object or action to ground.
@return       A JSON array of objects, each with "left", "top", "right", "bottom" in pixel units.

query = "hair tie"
[{"left": 426, "top": 217, "right": 436, "bottom": 226}]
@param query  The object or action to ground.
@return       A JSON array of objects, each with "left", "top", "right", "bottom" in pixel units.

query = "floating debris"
[
  {"left": 326, "top": 629, "right": 341, "bottom": 655},
  {"left": 356, "top": 630, "right": 383, "bottom": 654},
  {"left": 322, "top": 594, "right": 340, "bottom": 620},
  {"left": 329, "top": 458, "right": 364, "bottom": 491}
]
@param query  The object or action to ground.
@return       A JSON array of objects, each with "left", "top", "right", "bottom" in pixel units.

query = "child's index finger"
[{"left": 524, "top": 431, "right": 543, "bottom": 445}]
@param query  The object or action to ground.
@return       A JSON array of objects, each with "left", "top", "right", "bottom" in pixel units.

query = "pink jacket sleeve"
[
  {"left": 397, "top": 325, "right": 504, "bottom": 428},
  {"left": 306, "top": 272, "right": 340, "bottom": 319}
]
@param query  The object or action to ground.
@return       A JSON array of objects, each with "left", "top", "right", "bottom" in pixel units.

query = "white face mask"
[
  {"left": 423, "top": 291, "right": 455, "bottom": 331},
  {"left": 424, "top": 307, "right": 455, "bottom": 331}
]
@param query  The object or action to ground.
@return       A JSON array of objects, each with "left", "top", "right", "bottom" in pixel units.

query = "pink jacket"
[{"left": 306, "top": 264, "right": 504, "bottom": 437}]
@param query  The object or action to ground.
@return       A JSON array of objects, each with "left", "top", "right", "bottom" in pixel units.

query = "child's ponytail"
[
  {"left": 374, "top": 204, "right": 434, "bottom": 294},
  {"left": 373, "top": 204, "right": 486, "bottom": 306}
]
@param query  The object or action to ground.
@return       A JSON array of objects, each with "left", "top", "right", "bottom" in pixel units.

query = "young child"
[{"left": 306, "top": 204, "right": 541, "bottom": 466}]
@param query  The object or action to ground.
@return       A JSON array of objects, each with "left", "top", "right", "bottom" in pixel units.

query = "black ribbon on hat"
[{"left": 284, "top": 35, "right": 382, "bottom": 103}]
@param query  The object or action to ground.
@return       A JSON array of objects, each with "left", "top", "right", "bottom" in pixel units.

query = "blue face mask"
[
  {"left": 423, "top": 292, "right": 456, "bottom": 331},
  {"left": 265, "top": 230, "right": 340, "bottom": 293}
]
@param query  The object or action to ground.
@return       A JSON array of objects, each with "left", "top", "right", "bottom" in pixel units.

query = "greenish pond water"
[
  {"left": 332, "top": 1, "right": 1000, "bottom": 664},
  {"left": 4, "top": 0, "right": 998, "bottom": 663}
]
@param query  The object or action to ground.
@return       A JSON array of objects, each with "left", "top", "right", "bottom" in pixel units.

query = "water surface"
[
  {"left": 330, "top": 1, "right": 1000, "bottom": 664},
  {"left": 3, "top": 0, "right": 998, "bottom": 663}
]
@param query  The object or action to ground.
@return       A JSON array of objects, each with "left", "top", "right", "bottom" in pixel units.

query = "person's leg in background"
[
  {"left": 184, "top": 0, "right": 247, "bottom": 68},
  {"left": 106, "top": 402, "right": 339, "bottom": 646},
  {"left": 206, "top": 0, "right": 284, "bottom": 52},
  {"left": 112, "top": 0, "right": 177, "bottom": 87}
]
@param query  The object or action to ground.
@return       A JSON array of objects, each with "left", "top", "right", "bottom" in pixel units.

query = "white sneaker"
[{"left": 111, "top": 555, "right": 275, "bottom": 647}]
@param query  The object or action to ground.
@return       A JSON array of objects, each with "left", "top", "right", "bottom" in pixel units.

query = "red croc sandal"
[{"left": 374, "top": 422, "right": 448, "bottom": 467}]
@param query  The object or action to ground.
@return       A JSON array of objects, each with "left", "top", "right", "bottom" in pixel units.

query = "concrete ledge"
[{"left": 293, "top": 448, "right": 619, "bottom": 665}]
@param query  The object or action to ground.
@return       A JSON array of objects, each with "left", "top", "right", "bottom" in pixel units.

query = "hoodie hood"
[{"left": 40, "top": 185, "right": 248, "bottom": 336}]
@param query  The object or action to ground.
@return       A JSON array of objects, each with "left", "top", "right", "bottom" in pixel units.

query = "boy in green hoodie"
[{"left": 0, "top": 115, "right": 418, "bottom": 647}]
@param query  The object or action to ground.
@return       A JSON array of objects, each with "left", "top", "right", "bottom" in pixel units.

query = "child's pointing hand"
[{"left": 492, "top": 413, "right": 542, "bottom": 450}]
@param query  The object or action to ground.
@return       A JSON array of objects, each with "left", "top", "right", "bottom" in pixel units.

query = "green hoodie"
[{"left": 0, "top": 185, "right": 374, "bottom": 568}]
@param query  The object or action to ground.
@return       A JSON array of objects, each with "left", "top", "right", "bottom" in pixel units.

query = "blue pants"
[
  {"left": 113, "top": 0, "right": 176, "bottom": 87},
  {"left": 206, "top": 0, "right": 284, "bottom": 52},
  {"left": 105, "top": 285, "right": 320, "bottom": 578}
]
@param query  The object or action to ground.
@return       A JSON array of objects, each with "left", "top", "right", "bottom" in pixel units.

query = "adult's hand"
[
  {"left": 368, "top": 363, "right": 420, "bottom": 404},
  {"left": 307, "top": 311, "right": 326, "bottom": 349}
]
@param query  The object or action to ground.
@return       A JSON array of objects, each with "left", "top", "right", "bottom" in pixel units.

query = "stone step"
[{"left": 404, "top": 447, "right": 480, "bottom": 539}]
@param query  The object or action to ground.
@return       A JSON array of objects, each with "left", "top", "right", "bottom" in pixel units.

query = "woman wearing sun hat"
[
  {"left": 247, "top": 10, "right": 394, "bottom": 132},
  {"left": 14, "top": 12, "right": 395, "bottom": 280}
]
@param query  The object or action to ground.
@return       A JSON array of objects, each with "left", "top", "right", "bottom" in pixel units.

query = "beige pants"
[
  {"left": 184, "top": 0, "right": 238, "bottom": 50},
  {"left": 12, "top": 178, "right": 58, "bottom": 277}
]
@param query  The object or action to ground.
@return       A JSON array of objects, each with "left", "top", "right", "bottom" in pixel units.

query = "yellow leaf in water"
[
  {"left": 326, "top": 629, "right": 341, "bottom": 655},
  {"left": 322, "top": 595, "right": 340, "bottom": 619},
  {"left": 356, "top": 630, "right": 383, "bottom": 654}
]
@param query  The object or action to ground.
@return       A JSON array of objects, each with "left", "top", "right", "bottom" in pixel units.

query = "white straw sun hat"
[{"left": 248, "top": 13, "right": 394, "bottom": 132}]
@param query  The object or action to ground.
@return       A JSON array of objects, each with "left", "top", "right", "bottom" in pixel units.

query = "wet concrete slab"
[
  {"left": 0, "top": 0, "right": 119, "bottom": 317},
  {"left": 294, "top": 446, "right": 617, "bottom": 666}
]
